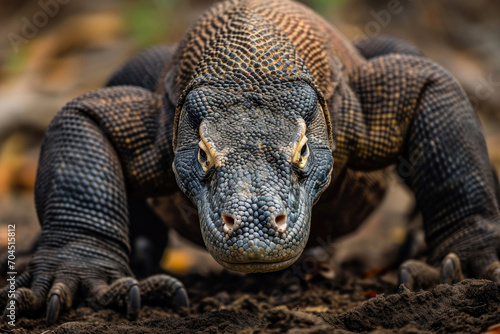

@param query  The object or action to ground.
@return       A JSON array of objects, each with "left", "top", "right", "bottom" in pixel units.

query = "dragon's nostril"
[
  {"left": 275, "top": 213, "right": 287, "bottom": 233},
  {"left": 222, "top": 214, "right": 235, "bottom": 232}
]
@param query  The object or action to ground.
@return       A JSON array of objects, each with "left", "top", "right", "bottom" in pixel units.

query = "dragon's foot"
[
  {"left": 84, "top": 274, "right": 188, "bottom": 322},
  {"left": 0, "top": 241, "right": 188, "bottom": 326},
  {"left": 1, "top": 272, "right": 188, "bottom": 325},
  {"left": 398, "top": 215, "right": 500, "bottom": 291},
  {"left": 398, "top": 252, "right": 500, "bottom": 292}
]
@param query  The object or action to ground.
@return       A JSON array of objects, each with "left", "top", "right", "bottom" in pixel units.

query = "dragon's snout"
[
  {"left": 199, "top": 188, "right": 311, "bottom": 273},
  {"left": 221, "top": 213, "right": 287, "bottom": 234},
  {"left": 220, "top": 195, "right": 288, "bottom": 235}
]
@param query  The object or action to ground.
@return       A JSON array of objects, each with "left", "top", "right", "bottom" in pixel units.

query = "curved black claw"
[
  {"left": 174, "top": 287, "right": 189, "bottom": 310},
  {"left": 398, "top": 268, "right": 414, "bottom": 292},
  {"left": 440, "top": 258, "right": 454, "bottom": 284},
  {"left": 45, "top": 281, "right": 75, "bottom": 325},
  {"left": 127, "top": 285, "right": 141, "bottom": 320},
  {"left": 46, "top": 294, "right": 61, "bottom": 325},
  {"left": 439, "top": 253, "right": 463, "bottom": 285}
]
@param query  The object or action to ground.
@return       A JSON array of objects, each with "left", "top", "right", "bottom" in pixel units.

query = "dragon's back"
[{"left": 164, "top": 0, "right": 364, "bottom": 105}]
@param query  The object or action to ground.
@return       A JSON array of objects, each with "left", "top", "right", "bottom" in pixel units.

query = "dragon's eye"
[
  {"left": 300, "top": 143, "right": 309, "bottom": 157},
  {"left": 198, "top": 141, "right": 213, "bottom": 172},
  {"left": 293, "top": 135, "right": 309, "bottom": 169},
  {"left": 199, "top": 148, "right": 208, "bottom": 163}
]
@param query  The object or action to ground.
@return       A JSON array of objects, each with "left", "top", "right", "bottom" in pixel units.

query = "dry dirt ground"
[{"left": 2, "top": 267, "right": 500, "bottom": 333}]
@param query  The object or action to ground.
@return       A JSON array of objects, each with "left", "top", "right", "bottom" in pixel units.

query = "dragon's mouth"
[{"left": 215, "top": 253, "right": 302, "bottom": 273}]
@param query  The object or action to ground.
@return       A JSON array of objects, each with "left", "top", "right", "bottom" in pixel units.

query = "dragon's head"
[{"left": 172, "top": 81, "right": 333, "bottom": 272}]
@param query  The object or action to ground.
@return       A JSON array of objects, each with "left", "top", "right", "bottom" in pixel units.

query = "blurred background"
[{"left": 0, "top": 0, "right": 499, "bottom": 275}]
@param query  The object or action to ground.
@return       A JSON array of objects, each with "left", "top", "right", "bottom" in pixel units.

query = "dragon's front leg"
[
  {"left": 344, "top": 54, "right": 500, "bottom": 289},
  {"left": 0, "top": 86, "right": 187, "bottom": 324}
]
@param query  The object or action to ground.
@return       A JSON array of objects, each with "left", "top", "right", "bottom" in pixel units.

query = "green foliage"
[
  {"left": 5, "top": 46, "right": 29, "bottom": 77},
  {"left": 308, "top": 0, "right": 346, "bottom": 12},
  {"left": 124, "top": 0, "right": 174, "bottom": 48}
]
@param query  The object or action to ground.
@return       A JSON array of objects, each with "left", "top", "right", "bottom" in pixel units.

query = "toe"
[
  {"left": 0, "top": 272, "right": 31, "bottom": 307},
  {"left": 398, "top": 259, "right": 439, "bottom": 291},
  {"left": 46, "top": 294, "right": 61, "bottom": 325},
  {"left": 3, "top": 287, "right": 44, "bottom": 320},
  {"left": 398, "top": 268, "right": 414, "bottom": 291},
  {"left": 174, "top": 287, "right": 189, "bottom": 309},
  {"left": 45, "top": 281, "right": 76, "bottom": 325},
  {"left": 439, "top": 253, "right": 464, "bottom": 284},
  {"left": 140, "top": 274, "right": 189, "bottom": 309},
  {"left": 89, "top": 277, "right": 141, "bottom": 319},
  {"left": 127, "top": 284, "right": 140, "bottom": 320}
]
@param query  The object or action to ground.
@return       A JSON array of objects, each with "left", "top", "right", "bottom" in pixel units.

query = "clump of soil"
[{"left": 2, "top": 268, "right": 500, "bottom": 333}]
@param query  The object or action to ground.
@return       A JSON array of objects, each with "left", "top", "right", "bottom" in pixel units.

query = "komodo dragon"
[{"left": 3, "top": 0, "right": 500, "bottom": 325}]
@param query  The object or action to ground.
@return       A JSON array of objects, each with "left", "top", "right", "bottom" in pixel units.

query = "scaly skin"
[{"left": 2, "top": 0, "right": 500, "bottom": 325}]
